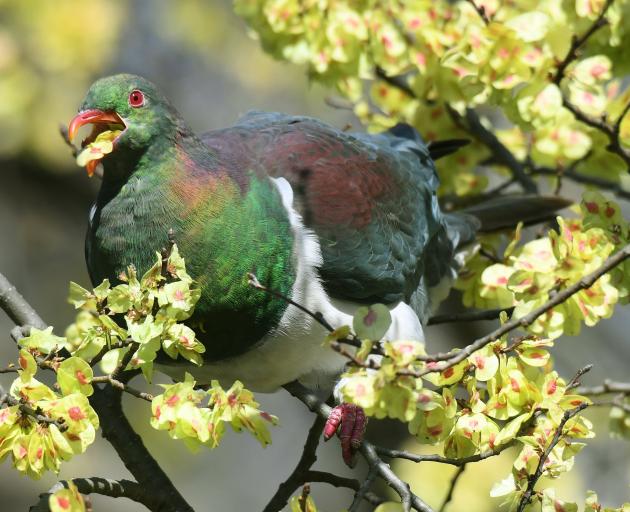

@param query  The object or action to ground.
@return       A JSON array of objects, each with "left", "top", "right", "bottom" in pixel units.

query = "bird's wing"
[{"left": 201, "top": 112, "right": 475, "bottom": 304}]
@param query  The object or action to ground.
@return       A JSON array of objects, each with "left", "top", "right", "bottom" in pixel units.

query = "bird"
[{"left": 67, "top": 74, "right": 566, "bottom": 465}]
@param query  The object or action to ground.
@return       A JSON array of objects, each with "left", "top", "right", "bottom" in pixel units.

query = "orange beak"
[{"left": 67, "top": 109, "right": 124, "bottom": 142}]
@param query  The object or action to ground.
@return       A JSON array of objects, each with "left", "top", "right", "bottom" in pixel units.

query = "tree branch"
[
  {"left": 89, "top": 381, "right": 193, "bottom": 512},
  {"left": 550, "top": 0, "right": 630, "bottom": 168},
  {"left": 465, "top": 0, "right": 491, "bottom": 24},
  {"left": 552, "top": 0, "right": 614, "bottom": 84},
  {"left": 92, "top": 375, "right": 154, "bottom": 402},
  {"left": 372, "top": 68, "right": 538, "bottom": 193},
  {"left": 575, "top": 380, "right": 630, "bottom": 396},
  {"left": 531, "top": 166, "right": 630, "bottom": 201},
  {"left": 376, "top": 442, "right": 514, "bottom": 467},
  {"left": 348, "top": 466, "right": 379, "bottom": 512},
  {"left": 375, "top": 67, "right": 416, "bottom": 98},
  {"left": 255, "top": 242, "right": 630, "bottom": 380},
  {"left": 462, "top": 108, "right": 538, "bottom": 193},
  {"left": 302, "top": 470, "right": 361, "bottom": 492},
  {"left": 566, "top": 364, "right": 593, "bottom": 390},
  {"left": 263, "top": 414, "right": 327, "bottom": 512},
  {"left": 439, "top": 464, "right": 466, "bottom": 512},
  {"left": 562, "top": 99, "right": 630, "bottom": 167},
  {"left": 516, "top": 403, "right": 589, "bottom": 512},
  {"left": 30, "top": 477, "right": 151, "bottom": 512},
  {"left": 0, "top": 273, "right": 47, "bottom": 330},
  {"left": 249, "top": 273, "right": 337, "bottom": 334}
]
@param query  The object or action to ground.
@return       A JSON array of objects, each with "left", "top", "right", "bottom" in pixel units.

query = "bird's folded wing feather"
[{"left": 201, "top": 111, "right": 469, "bottom": 304}]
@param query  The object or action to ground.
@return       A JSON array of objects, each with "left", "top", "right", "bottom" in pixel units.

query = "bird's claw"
[{"left": 323, "top": 403, "right": 367, "bottom": 467}]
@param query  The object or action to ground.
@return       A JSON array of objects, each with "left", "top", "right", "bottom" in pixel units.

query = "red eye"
[{"left": 129, "top": 90, "right": 145, "bottom": 107}]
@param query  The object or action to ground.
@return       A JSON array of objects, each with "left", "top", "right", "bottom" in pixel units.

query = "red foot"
[{"left": 323, "top": 403, "right": 367, "bottom": 467}]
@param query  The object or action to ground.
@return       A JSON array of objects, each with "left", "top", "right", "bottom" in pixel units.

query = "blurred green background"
[{"left": 0, "top": 1, "right": 629, "bottom": 510}]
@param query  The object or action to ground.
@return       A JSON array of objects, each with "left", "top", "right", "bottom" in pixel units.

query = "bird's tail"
[
  {"left": 462, "top": 194, "right": 573, "bottom": 232},
  {"left": 418, "top": 194, "right": 571, "bottom": 314}
]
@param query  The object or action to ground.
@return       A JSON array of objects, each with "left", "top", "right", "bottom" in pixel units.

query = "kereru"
[{"left": 67, "top": 74, "right": 564, "bottom": 464}]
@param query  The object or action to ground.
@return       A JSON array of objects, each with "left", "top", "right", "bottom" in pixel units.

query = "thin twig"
[
  {"left": 576, "top": 380, "right": 630, "bottom": 396},
  {"left": 376, "top": 442, "right": 514, "bottom": 466},
  {"left": 516, "top": 403, "right": 589, "bottom": 512},
  {"left": 58, "top": 124, "right": 79, "bottom": 158},
  {"left": 329, "top": 340, "right": 376, "bottom": 369},
  {"left": 92, "top": 375, "right": 153, "bottom": 402},
  {"left": 248, "top": 273, "right": 335, "bottom": 332},
  {"left": 552, "top": 0, "right": 613, "bottom": 83},
  {"left": 0, "top": 384, "right": 68, "bottom": 432},
  {"left": 531, "top": 166, "right": 630, "bottom": 201},
  {"left": 562, "top": 99, "right": 630, "bottom": 167},
  {"left": 325, "top": 96, "right": 355, "bottom": 111},
  {"left": 89, "top": 339, "right": 134, "bottom": 367},
  {"left": 595, "top": 395, "right": 630, "bottom": 413},
  {"left": 249, "top": 273, "right": 369, "bottom": 355},
  {"left": 375, "top": 67, "right": 416, "bottom": 98},
  {"left": 362, "top": 441, "right": 434, "bottom": 512},
  {"left": 551, "top": 0, "right": 630, "bottom": 167},
  {"left": 263, "top": 414, "right": 326, "bottom": 512},
  {"left": 566, "top": 364, "right": 594, "bottom": 390},
  {"left": 439, "top": 465, "right": 466, "bottom": 512},
  {"left": 349, "top": 466, "right": 379, "bottom": 512},
  {"left": 613, "top": 101, "right": 630, "bottom": 136}
]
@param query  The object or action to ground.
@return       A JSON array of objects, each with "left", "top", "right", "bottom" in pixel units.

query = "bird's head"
[{"left": 68, "top": 74, "right": 184, "bottom": 176}]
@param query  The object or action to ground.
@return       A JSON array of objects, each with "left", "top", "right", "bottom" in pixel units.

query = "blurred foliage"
[
  {"left": 0, "top": 0, "right": 126, "bottom": 167},
  {"left": 0, "top": 0, "right": 334, "bottom": 174}
]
